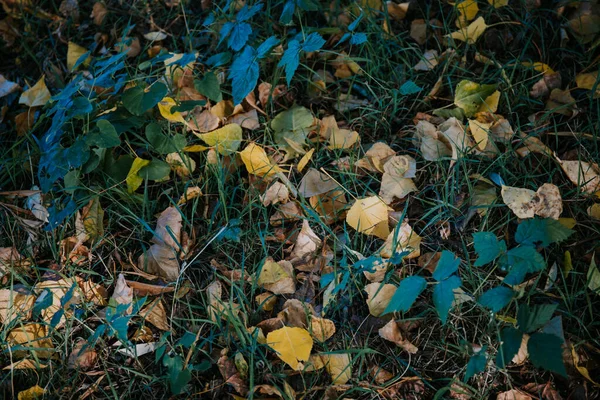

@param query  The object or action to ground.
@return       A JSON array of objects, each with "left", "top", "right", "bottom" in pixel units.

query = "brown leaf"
[
  {"left": 289, "top": 220, "right": 322, "bottom": 260},
  {"left": 68, "top": 340, "right": 98, "bottom": 370},
  {"left": 111, "top": 274, "right": 133, "bottom": 314},
  {"left": 218, "top": 350, "right": 248, "bottom": 396},
  {"left": 310, "top": 316, "right": 336, "bottom": 341},
  {"left": 298, "top": 168, "right": 340, "bottom": 198},
  {"left": 91, "top": 2, "right": 107, "bottom": 25},
  {"left": 378, "top": 319, "right": 419, "bottom": 354},
  {"left": 260, "top": 182, "right": 290, "bottom": 206},
  {"left": 7, "top": 323, "right": 54, "bottom": 359},
  {"left": 138, "top": 207, "right": 182, "bottom": 281},
  {"left": 278, "top": 299, "right": 314, "bottom": 328},
  {"left": 140, "top": 298, "right": 170, "bottom": 331}
]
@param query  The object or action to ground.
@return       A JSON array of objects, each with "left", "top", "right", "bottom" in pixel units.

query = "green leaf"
[
  {"left": 496, "top": 327, "right": 523, "bottom": 368},
  {"left": 454, "top": 80, "right": 497, "bottom": 117},
  {"left": 587, "top": 254, "right": 600, "bottom": 293},
  {"left": 515, "top": 218, "right": 574, "bottom": 248},
  {"left": 432, "top": 250, "right": 461, "bottom": 281},
  {"left": 473, "top": 232, "right": 506, "bottom": 266},
  {"left": 464, "top": 346, "right": 487, "bottom": 381},
  {"left": 195, "top": 72, "right": 222, "bottom": 103},
  {"left": 432, "top": 107, "right": 466, "bottom": 120},
  {"left": 140, "top": 159, "right": 171, "bottom": 181},
  {"left": 527, "top": 333, "right": 567, "bottom": 377},
  {"left": 500, "top": 245, "right": 546, "bottom": 285},
  {"left": 478, "top": 286, "right": 514, "bottom": 312},
  {"left": 517, "top": 303, "right": 558, "bottom": 333},
  {"left": 123, "top": 83, "right": 168, "bottom": 116},
  {"left": 383, "top": 275, "right": 427, "bottom": 314},
  {"left": 433, "top": 275, "right": 461, "bottom": 324},
  {"left": 87, "top": 120, "right": 121, "bottom": 148},
  {"left": 271, "top": 104, "right": 314, "bottom": 156},
  {"left": 145, "top": 123, "right": 187, "bottom": 154}
]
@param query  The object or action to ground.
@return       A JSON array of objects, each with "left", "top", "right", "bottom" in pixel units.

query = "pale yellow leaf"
[
  {"left": 0, "top": 289, "right": 35, "bottom": 325},
  {"left": 588, "top": 253, "right": 600, "bottom": 293},
  {"left": 126, "top": 157, "right": 150, "bottom": 193},
  {"left": 378, "top": 319, "right": 418, "bottom": 353},
  {"left": 196, "top": 124, "right": 242, "bottom": 155},
  {"left": 501, "top": 185, "right": 537, "bottom": 219},
  {"left": 322, "top": 353, "right": 352, "bottom": 384},
  {"left": 346, "top": 196, "right": 390, "bottom": 239},
  {"left": 328, "top": 128, "right": 360, "bottom": 150},
  {"left": 67, "top": 42, "right": 90, "bottom": 70},
  {"left": 297, "top": 148, "right": 314, "bottom": 172},
  {"left": 455, "top": 0, "right": 479, "bottom": 28},
  {"left": 379, "top": 174, "right": 417, "bottom": 204},
  {"left": 239, "top": 142, "right": 282, "bottom": 177},
  {"left": 571, "top": 344, "right": 600, "bottom": 387},
  {"left": 364, "top": 282, "right": 396, "bottom": 316},
  {"left": 310, "top": 316, "right": 336, "bottom": 341},
  {"left": 166, "top": 152, "right": 196, "bottom": 177},
  {"left": 3, "top": 359, "right": 47, "bottom": 370},
  {"left": 575, "top": 71, "right": 600, "bottom": 98},
  {"left": 140, "top": 298, "right": 170, "bottom": 331},
  {"left": 178, "top": 186, "right": 202, "bottom": 205},
  {"left": 380, "top": 220, "right": 422, "bottom": 259},
  {"left": 19, "top": 77, "right": 51, "bottom": 108},
  {"left": 449, "top": 16, "right": 488, "bottom": 44},
  {"left": 289, "top": 220, "right": 322, "bottom": 260},
  {"left": 266, "top": 327, "right": 313, "bottom": 370},
  {"left": 257, "top": 258, "right": 295, "bottom": 294},
  {"left": 18, "top": 385, "right": 46, "bottom": 400},
  {"left": 487, "top": 0, "right": 509, "bottom": 8},
  {"left": 477, "top": 90, "right": 500, "bottom": 113},
  {"left": 469, "top": 120, "right": 491, "bottom": 150},
  {"left": 158, "top": 97, "right": 186, "bottom": 123},
  {"left": 260, "top": 182, "right": 290, "bottom": 206},
  {"left": 559, "top": 160, "right": 600, "bottom": 194},
  {"left": 8, "top": 323, "right": 54, "bottom": 359},
  {"left": 588, "top": 203, "right": 600, "bottom": 220}
]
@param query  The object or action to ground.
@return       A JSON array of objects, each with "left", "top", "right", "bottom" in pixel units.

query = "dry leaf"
[
  {"left": 414, "top": 120, "right": 453, "bottom": 161},
  {"left": 240, "top": 142, "right": 282, "bottom": 177},
  {"left": 229, "top": 108, "right": 260, "bottom": 130},
  {"left": 158, "top": 97, "right": 186, "bottom": 123},
  {"left": 255, "top": 292, "right": 277, "bottom": 311},
  {"left": 496, "top": 389, "right": 533, "bottom": 400},
  {"left": 19, "top": 76, "right": 51, "bottom": 108},
  {"left": 278, "top": 299, "right": 313, "bottom": 328},
  {"left": 410, "top": 19, "right": 427, "bottom": 45},
  {"left": 455, "top": 0, "right": 478, "bottom": 29},
  {"left": 558, "top": 159, "right": 600, "bottom": 194},
  {"left": 17, "top": 385, "right": 46, "bottom": 400},
  {"left": 260, "top": 182, "right": 290, "bottom": 206},
  {"left": 501, "top": 183, "right": 562, "bottom": 219},
  {"left": 378, "top": 319, "right": 419, "bottom": 354},
  {"left": 3, "top": 359, "right": 47, "bottom": 370},
  {"left": 310, "top": 316, "right": 336, "bottom": 341},
  {"left": 297, "top": 148, "right": 314, "bottom": 172},
  {"left": 138, "top": 207, "right": 182, "bottom": 281},
  {"left": 363, "top": 257, "right": 390, "bottom": 282},
  {"left": 8, "top": 323, "right": 54, "bottom": 359},
  {"left": 68, "top": 340, "right": 98, "bottom": 370},
  {"left": 364, "top": 282, "right": 397, "bottom": 316},
  {"left": 449, "top": 16, "right": 488, "bottom": 44},
  {"left": 177, "top": 186, "right": 202, "bottom": 205},
  {"left": 321, "top": 353, "right": 352, "bottom": 384},
  {"left": 346, "top": 196, "right": 390, "bottom": 239},
  {"left": 0, "top": 289, "right": 35, "bottom": 324},
  {"left": 309, "top": 189, "right": 347, "bottom": 224},
  {"left": 91, "top": 2, "right": 107, "bottom": 25},
  {"left": 588, "top": 203, "right": 600, "bottom": 220},
  {"left": 356, "top": 142, "right": 396, "bottom": 172},
  {"left": 298, "top": 168, "right": 339, "bottom": 198},
  {"left": 289, "top": 220, "right": 322, "bottom": 260},
  {"left": 67, "top": 41, "right": 90, "bottom": 70},
  {"left": 257, "top": 258, "right": 295, "bottom": 294},
  {"left": 469, "top": 120, "right": 491, "bottom": 150},
  {"left": 140, "top": 298, "right": 170, "bottom": 331},
  {"left": 266, "top": 326, "right": 313, "bottom": 370},
  {"left": 387, "top": 1, "right": 409, "bottom": 20},
  {"left": 380, "top": 220, "right": 422, "bottom": 259},
  {"left": 0, "top": 74, "right": 19, "bottom": 98},
  {"left": 195, "top": 124, "right": 242, "bottom": 155},
  {"left": 166, "top": 152, "right": 196, "bottom": 177},
  {"left": 379, "top": 155, "right": 418, "bottom": 204}
]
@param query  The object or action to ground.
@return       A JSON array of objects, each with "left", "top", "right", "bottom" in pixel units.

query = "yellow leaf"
[
  {"left": 297, "top": 148, "right": 314, "bottom": 172},
  {"left": 487, "top": 0, "right": 508, "bottom": 8},
  {"left": 322, "top": 353, "right": 352, "bottom": 384},
  {"left": 266, "top": 327, "right": 313, "bottom": 370},
  {"left": 378, "top": 319, "right": 418, "bottom": 353},
  {"left": 195, "top": 124, "right": 242, "bottom": 155},
  {"left": 239, "top": 142, "right": 282, "bottom": 177},
  {"left": 558, "top": 217, "right": 576, "bottom": 229},
  {"left": 575, "top": 72, "right": 600, "bottom": 98},
  {"left": 587, "top": 253, "right": 600, "bottom": 293},
  {"left": 178, "top": 186, "right": 202, "bottom": 205},
  {"left": 0, "top": 289, "right": 35, "bottom": 325},
  {"left": 183, "top": 144, "right": 209, "bottom": 152},
  {"left": 563, "top": 251, "right": 572, "bottom": 275},
  {"left": 8, "top": 323, "right": 54, "bottom": 359},
  {"left": 67, "top": 42, "right": 90, "bottom": 70},
  {"left": 477, "top": 90, "right": 500, "bottom": 113},
  {"left": 346, "top": 196, "right": 390, "bottom": 239},
  {"left": 166, "top": 152, "right": 196, "bottom": 177},
  {"left": 571, "top": 344, "right": 600, "bottom": 387},
  {"left": 310, "top": 317, "right": 336, "bottom": 341},
  {"left": 364, "top": 282, "right": 397, "bottom": 316},
  {"left": 455, "top": 0, "right": 479, "bottom": 28},
  {"left": 19, "top": 76, "right": 51, "bottom": 108},
  {"left": 257, "top": 258, "right": 295, "bottom": 294},
  {"left": 3, "top": 359, "right": 47, "bottom": 370},
  {"left": 379, "top": 220, "right": 421, "bottom": 259},
  {"left": 522, "top": 62, "right": 555, "bottom": 75},
  {"left": 126, "top": 157, "right": 150, "bottom": 193},
  {"left": 558, "top": 159, "right": 600, "bottom": 194},
  {"left": 588, "top": 203, "right": 600, "bottom": 220},
  {"left": 140, "top": 298, "right": 170, "bottom": 331},
  {"left": 449, "top": 16, "right": 488, "bottom": 44},
  {"left": 81, "top": 197, "right": 104, "bottom": 242},
  {"left": 501, "top": 184, "right": 563, "bottom": 220},
  {"left": 469, "top": 120, "right": 491, "bottom": 150},
  {"left": 18, "top": 385, "right": 46, "bottom": 400},
  {"left": 158, "top": 97, "right": 186, "bottom": 123}
]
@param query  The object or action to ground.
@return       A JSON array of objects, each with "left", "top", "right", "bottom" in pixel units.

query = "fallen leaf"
[
  {"left": 144, "top": 31, "right": 167, "bottom": 41},
  {"left": 546, "top": 88, "right": 577, "bottom": 116},
  {"left": 587, "top": 254, "right": 600, "bottom": 293},
  {"left": 321, "top": 353, "right": 352, "bottom": 384},
  {"left": 240, "top": 142, "right": 283, "bottom": 177},
  {"left": 81, "top": 197, "right": 104, "bottom": 242},
  {"left": 575, "top": 71, "right": 600, "bottom": 98},
  {"left": 34, "top": 278, "right": 80, "bottom": 328},
  {"left": 310, "top": 316, "right": 336, "bottom": 341},
  {"left": 455, "top": 0, "right": 478, "bottom": 29},
  {"left": 255, "top": 292, "right": 277, "bottom": 312},
  {"left": 588, "top": 203, "right": 600, "bottom": 219},
  {"left": 3, "top": 359, "right": 47, "bottom": 370},
  {"left": 68, "top": 340, "right": 97, "bottom": 370},
  {"left": 364, "top": 282, "right": 397, "bottom": 316},
  {"left": 260, "top": 182, "right": 290, "bottom": 206},
  {"left": 0, "top": 289, "right": 35, "bottom": 324},
  {"left": 496, "top": 389, "right": 533, "bottom": 400},
  {"left": 309, "top": 189, "right": 347, "bottom": 224},
  {"left": 410, "top": 19, "right": 427, "bottom": 45},
  {"left": 380, "top": 220, "right": 422, "bottom": 259},
  {"left": 0, "top": 74, "right": 19, "bottom": 98},
  {"left": 379, "top": 155, "right": 418, "bottom": 204},
  {"left": 19, "top": 76, "right": 51, "bottom": 108},
  {"left": 177, "top": 186, "right": 202, "bottom": 205},
  {"left": 138, "top": 207, "right": 182, "bottom": 281},
  {"left": 558, "top": 159, "right": 600, "bottom": 194},
  {"left": 195, "top": 124, "right": 242, "bottom": 155},
  {"left": 126, "top": 157, "right": 151, "bottom": 193},
  {"left": 290, "top": 220, "right": 322, "bottom": 260},
  {"left": 257, "top": 258, "right": 296, "bottom": 294},
  {"left": 387, "top": 1, "right": 409, "bottom": 20},
  {"left": 469, "top": 120, "right": 491, "bottom": 150},
  {"left": 511, "top": 333, "right": 530, "bottom": 365},
  {"left": 297, "top": 148, "right": 314, "bottom": 172},
  {"left": 67, "top": 41, "right": 90, "bottom": 70},
  {"left": 454, "top": 80, "right": 497, "bottom": 117},
  {"left": 166, "top": 152, "right": 196, "bottom": 177},
  {"left": 413, "top": 49, "right": 439, "bottom": 71},
  {"left": 111, "top": 274, "right": 133, "bottom": 312},
  {"left": 8, "top": 323, "right": 54, "bottom": 359},
  {"left": 267, "top": 326, "right": 313, "bottom": 370},
  {"left": 501, "top": 183, "right": 562, "bottom": 219},
  {"left": 449, "top": 16, "right": 488, "bottom": 44},
  {"left": 298, "top": 168, "right": 339, "bottom": 197},
  {"left": 186, "top": 108, "right": 220, "bottom": 132},
  {"left": 346, "top": 196, "right": 390, "bottom": 239},
  {"left": 158, "top": 97, "right": 186, "bottom": 123},
  {"left": 356, "top": 142, "right": 396, "bottom": 172},
  {"left": 414, "top": 120, "right": 453, "bottom": 161},
  {"left": 91, "top": 2, "right": 107, "bottom": 25},
  {"left": 440, "top": 118, "right": 474, "bottom": 160},
  {"left": 378, "top": 319, "right": 419, "bottom": 354},
  {"left": 571, "top": 344, "right": 600, "bottom": 387},
  {"left": 278, "top": 299, "right": 313, "bottom": 328},
  {"left": 488, "top": 0, "right": 508, "bottom": 8},
  {"left": 140, "top": 298, "right": 170, "bottom": 331},
  {"left": 18, "top": 385, "right": 46, "bottom": 400}
]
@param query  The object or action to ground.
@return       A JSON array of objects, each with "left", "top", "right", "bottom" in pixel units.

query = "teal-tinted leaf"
[
  {"left": 63, "top": 137, "right": 90, "bottom": 169},
  {"left": 206, "top": 52, "right": 232, "bottom": 68},
  {"left": 399, "top": 80, "right": 422, "bottom": 95},
  {"left": 432, "top": 250, "right": 461, "bottom": 281},
  {"left": 301, "top": 32, "right": 326, "bottom": 52},
  {"left": 140, "top": 159, "right": 171, "bottom": 181},
  {"left": 541, "top": 316, "right": 565, "bottom": 343},
  {"left": 194, "top": 72, "right": 222, "bottom": 103},
  {"left": 464, "top": 346, "right": 487, "bottom": 381},
  {"left": 433, "top": 274, "right": 461, "bottom": 324},
  {"left": 145, "top": 123, "right": 186, "bottom": 154},
  {"left": 230, "top": 45, "right": 259, "bottom": 105},
  {"left": 236, "top": 3, "right": 263, "bottom": 21},
  {"left": 383, "top": 276, "right": 427, "bottom": 314},
  {"left": 500, "top": 245, "right": 546, "bottom": 285},
  {"left": 496, "top": 327, "right": 523, "bottom": 368},
  {"left": 478, "top": 286, "right": 514, "bottom": 312},
  {"left": 280, "top": 1, "right": 296, "bottom": 24},
  {"left": 68, "top": 97, "right": 93, "bottom": 118},
  {"left": 122, "top": 83, "right": 168, "bottom": 116},
  {"left": 515, "top": 218, "right": 574, "bottom": 248},
  {"left": 81, "top": 148, "right": 105, "bottom": 174},
  {"left": 257, "top": 36, "right": 280, "bottom": 59},
  {"left": 228, "top": 22, "right": 252, "bottom": 51},
  {"left": 278, "top": 39, "right": 302, "bottom": 86},
  {"left": 63, "top": 169, "right": 80, "bottom": 194},
  {"left": 528, "top": 333, "right": 567, "bottom": 377},
  {"left": 517, "top": 303, "right": 558, "bottom": 333},
  {"left": 87, "top": 120, "right": 121, "bottom": 148},
  {"left": 473, "top": 232, "right": 507, "bottom": 266},
  {"left": 104, "top": 153, "right": 134, "bottom": 182},
  {"left": 32, "top": 289, "right": 53, "bottom": 318},
  {"left": 176, "top": 331, "right": 197, "bottom": 348}
]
